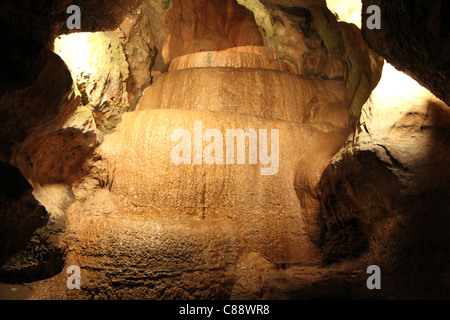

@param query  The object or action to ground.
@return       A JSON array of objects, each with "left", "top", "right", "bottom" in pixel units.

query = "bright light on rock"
[
  {"left": 52, "top": 31, "right": 130, "bottom": 133},
  {"left": 357, "top": 62, "right": 449, "bottom": 186},
  {"left": 53, "top": 32, "right": 128, "bottom": 85},
  {"left": 326, "top": 0, "right": 362, "bottom": 28},
  {"left": 53, "top": 33, "right": 99, "bottom": 79},
  {"left": 370, "top": 63, "right": 435, "bottom": 109}
]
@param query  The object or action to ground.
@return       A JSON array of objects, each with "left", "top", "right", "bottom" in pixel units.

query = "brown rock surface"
[
  {"left": 2, "top": 0, "right": 448, "bottom": 301},
  {"left": 0, "top": 163, "right": 66, "bottom": 284},
  {"left": 0, "top": 51, "right": 72, "bottom": 162},
  {"left": 136, "top": 65, "right": 351, "bottom": 128},
  {"left": 26, "top": 29, "right": 362, "bottom": 297},
  {"left": 362, "top": 0, "right": 450, "bottom": 106},
  {"left": 162, "top": 0, "right": 264, "bottom": 63},
  {"left": 99, "top": 109, "right": 348, "bottom": 260},
  {"left": 254, "top": 2, "right": 384, "bottom": 123},
  {"left": 30, "top": 58, "right": 351, "bottom": 297},
  {"left": 169, "top": 46, "right": 295, "bottom": 73},
  {"left": 317, "top": 64, "right": 450, "bottom": 298}
]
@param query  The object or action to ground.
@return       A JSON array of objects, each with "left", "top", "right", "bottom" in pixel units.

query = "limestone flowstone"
[
  {"left": 100, "top": 108, "right": 348, "bottom": 260},
  {"left": 169, "top": 46, "right": 295, "bottom": 73},
  {"left": 136, "top": 67, "right": 350, "bottom": 128},
  {"left": 24, "top": 46, "right": 353, "bottom": 299},
  {"left": 1, "top": 0, "right": 447, "bottom": 301}
]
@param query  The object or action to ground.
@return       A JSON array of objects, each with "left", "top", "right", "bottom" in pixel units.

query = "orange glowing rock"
[
  {"left": 99, "top": 108, "right": 350, "bottom": 265},
  {"left": 138, "top": 63, "right": 350, "bottom": 129},
  {"left": 99, "top": 49, "right": 353, "bottom": 266},
  {"left": 169, "top": 46, "right": 296, "bottom": 73}
]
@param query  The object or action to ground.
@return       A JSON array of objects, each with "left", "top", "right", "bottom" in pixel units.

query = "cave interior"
[{"left": 0, "top": 0, "right": 449, "bottom": 300}]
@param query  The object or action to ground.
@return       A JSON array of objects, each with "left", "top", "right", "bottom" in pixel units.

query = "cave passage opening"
[{"left": 53, "top": 0, "right": 265, "bottom": 83}]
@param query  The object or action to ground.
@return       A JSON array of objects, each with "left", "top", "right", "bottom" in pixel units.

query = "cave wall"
[
  {"left": 0, "top": 0, "right": 448, "bottom": 300},
  {"left": 317, "top": 63, "right": 450, "bottom": 298},
  {"left": 320, "top": 2, "right": 450, "bottom": 298},
  {"left": 362, "top": 0, "right": 450, "bottom": 106}
]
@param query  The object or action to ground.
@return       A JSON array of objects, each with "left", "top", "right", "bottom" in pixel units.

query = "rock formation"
[
  {"left": 361, "top": 0, "right": 450, "bottom": 106},
  {"left": 0, "top": 0, "right": 448, "bottom": 300},
  {"left": 317, "top": 62, "right": 450, "bottom": 298}
]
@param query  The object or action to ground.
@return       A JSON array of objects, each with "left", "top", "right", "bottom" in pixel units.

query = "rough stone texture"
[
  {"left": 169, "top": 46, "right": 295, "bottom": 73},
  {"left": 362, "top": 0, "right": 450, "bottom": 106},
  {"left": 12, "top": 5, "right": 158, "bottom": 188},
  {"left": 0, "top": 163, "right": 47, "bottom": 267},
  {"left": 157, "top": 0, "right": 383, "bottom": 123},
  {"left": 29, "top": 56, "right": 352, "bottom": 297},
  {"left": 34, "top": 205, "right": 242, "bottom": 299},
  {"left": 100, "top": 109, "right": 347, "bottom": 259},
  {"left": 1, "top": 0, "right": 448, "bottom": 301},
  {"left": 137, "top": 62, "right": 351, "bottom": 128},
  {"left": 54, "top": 32, "right": 130, "bottom": 134},
  {"left": 255, "top": 1, "right": 383, "bottom": 122},
  {"left": 0, "top": 163, "right": 66, "bottom": 284},
  {"left": 0, "top": 0, "right": 149, "bottom": 289},
  {"left": 0, "top": 0, "right": 382, "bottom": 299},
  {"left": 119, "top": 22, "right": 154, "bottom": 108},
  {"left": 317, "top": 63, "right": 450, "bottom": 298},
  {"left": 161, "top": 0, "right": 264, "bottom": 64},
  {"left": 0, "top": 52, "right": 72, "bottom": 162}
]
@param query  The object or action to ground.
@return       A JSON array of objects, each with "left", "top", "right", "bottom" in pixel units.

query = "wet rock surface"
[{"left": 0, "top": 0, "right": 448, "bottom": 300}]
